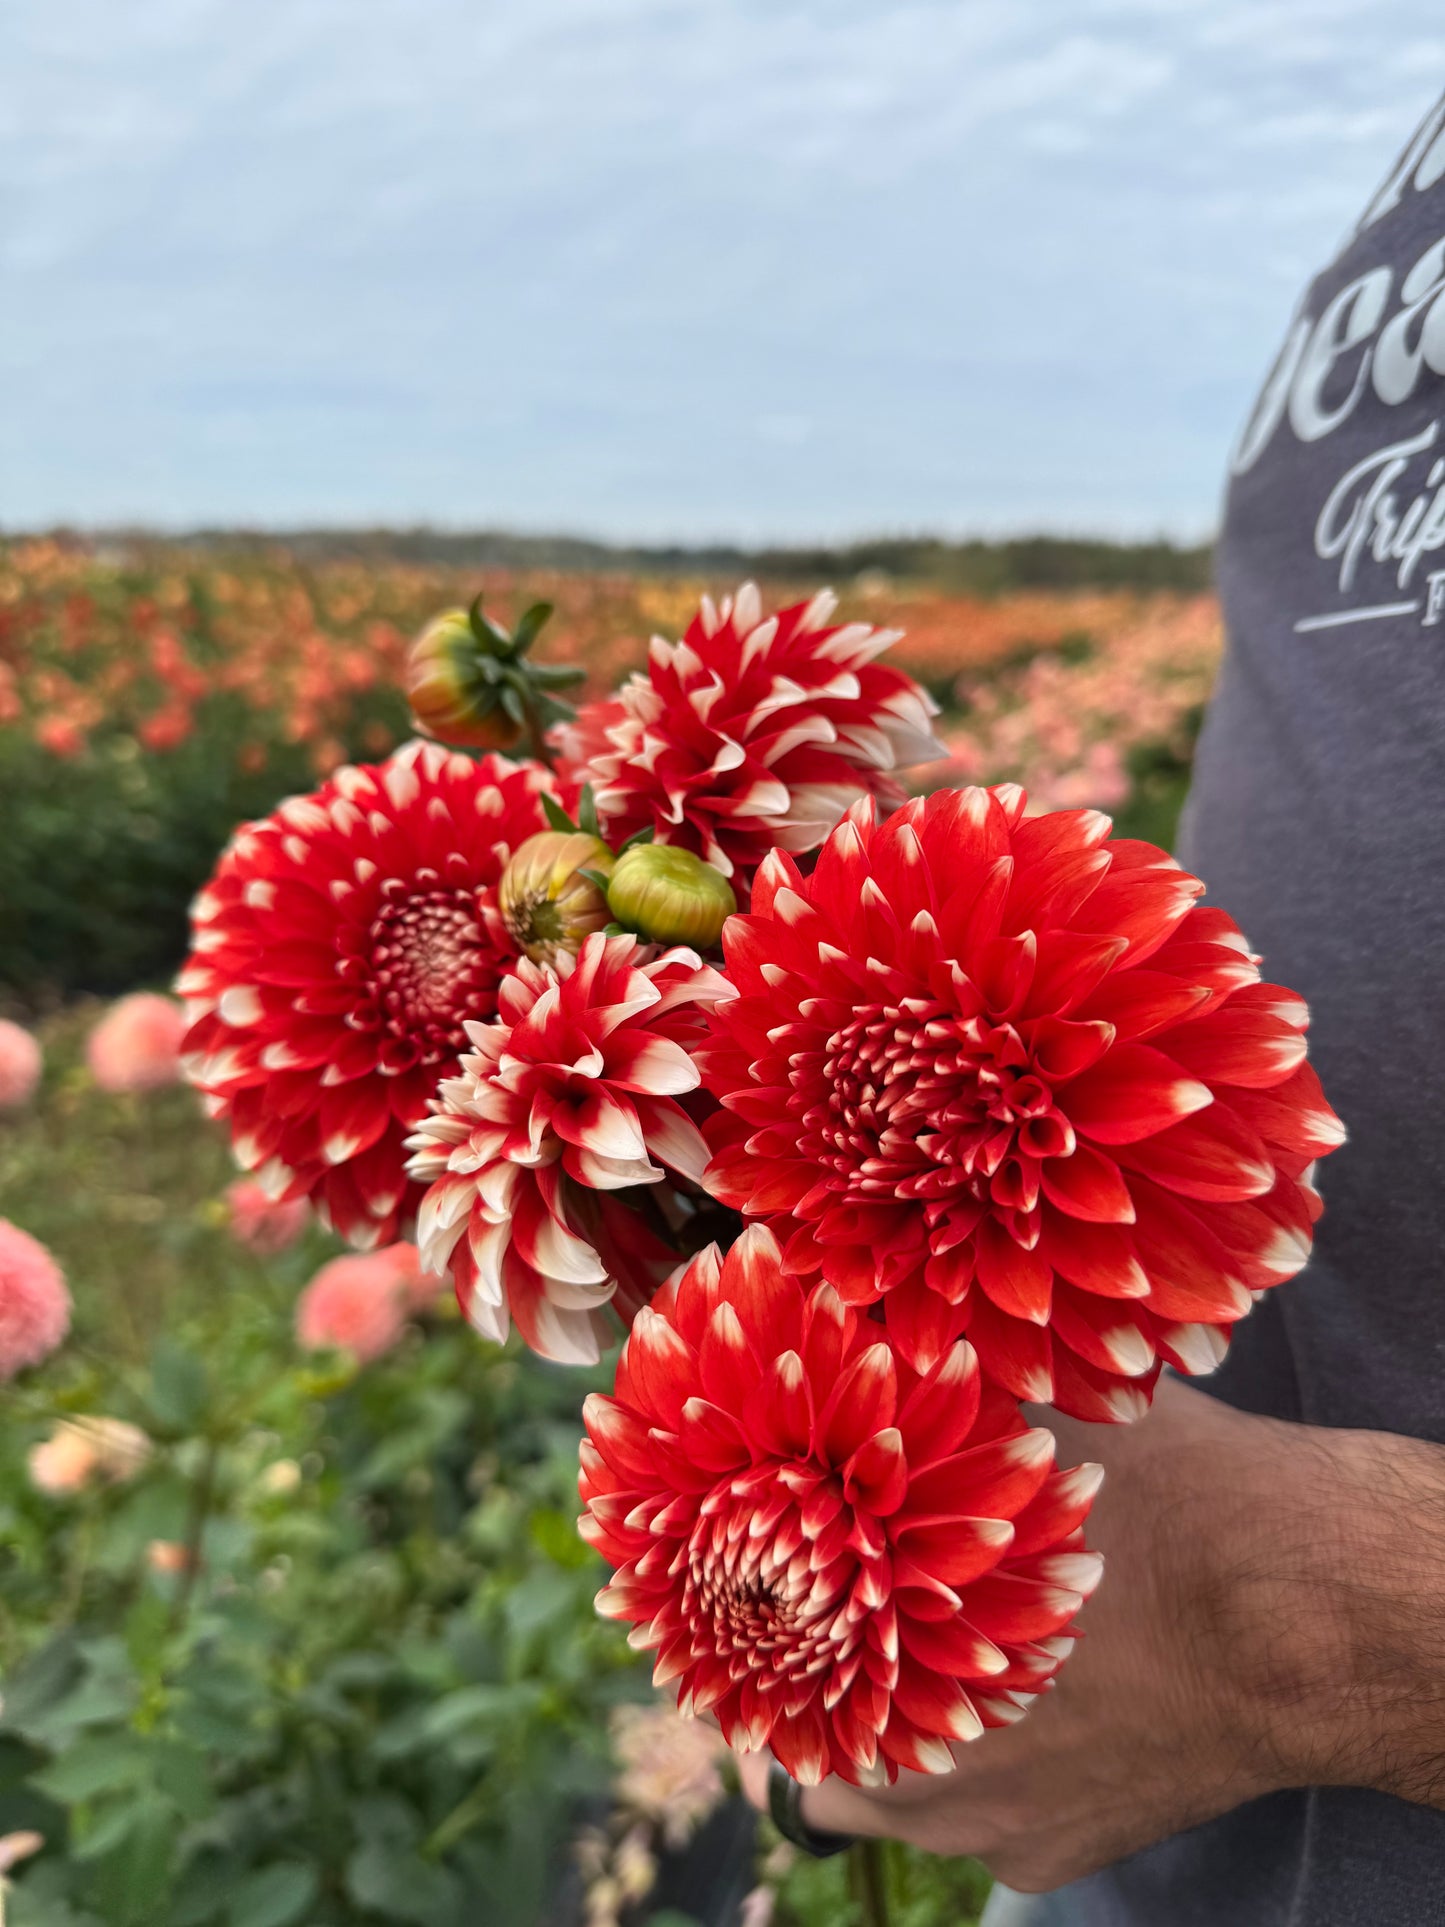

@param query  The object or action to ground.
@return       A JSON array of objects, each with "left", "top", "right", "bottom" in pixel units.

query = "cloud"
[{"left": 2, "top": 0, "right": 1441, "bottom": 536}]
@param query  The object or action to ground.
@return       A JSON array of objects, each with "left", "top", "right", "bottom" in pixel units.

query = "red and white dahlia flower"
[
  {"left": 558, "top": 584, "right": 945, "bottom": 886},
  {"left": 699, "top": 788, "right": 1345, "bottom": 1422},
  {"left": 408, "top": 932, "right": 735, "bottom": 1365},
  {"left": 178, "top": 741, "right": 554, "bottom": 1248},
  {"left": 579, "top": 1225, "right": 1102, "bottom": 1785}
]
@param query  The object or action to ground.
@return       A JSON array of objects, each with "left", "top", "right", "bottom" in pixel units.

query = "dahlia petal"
[
  {"left": 879, "top": 1709, "right": 966, "bottom": 1776},
  {"left": 975, "top": 1218, "right": 1053, "bottom": 1324},
  {"left": 744, "top": 1349, "right": 813, "bottom": 1458},
  {"left": 1049, "top": 1344, "right": 1157, "bottom": 1423},
  {"left": 1129, "top": 1181, "right": 1252, "bottom": 1323},
  {"left": 1153, "top": 1318, "right": 1230, "bottom": 1376},
  {"left": 891, "top": 1662, "right": 984, "bottom": 1743},
  {"left": 964, "top": 1295, "right": 1054, "bottom": 1404},
  {"left": 1218, "top": 1061, "right": 1346, "bottom": 1160},
  {"left": 997, "top": 1472, "right": 1099, "bottom": 1568},
  {"left": 1035, "top": 1209, "right": 1148, "bottom": 1298},
  {"left": 842, "top": 1427, "right": 909, "bottom": 1516},
  {"left": 1064, "top": 1044, "right": 1214, "bottom": 1145},
  {"left": 894, "top": 1338, "right": 982, "bottom": 1466},
  {"left": 893, "top": 1516, "right": 1015, "bottom": 1589},
  {"left": 902, "top": 1428, "right": 1054, "bottom": 1523},
  {"left": 884, "top": 1275, "right": 971, "bottom": 1375},
  {"left": 1049, "top": 1287, "right": 1156, "bottom": 1379},
  {"left": 820, "top": 1343, "right": 898, "bottom": 1466},
  {"left": 604, "top": 1031, "right": 701, "bottom": 1096},
  {"left": 1040, "top": 1144, "right": 1136, "bottom": 1224},
  {"left": 625, "top": 1307, "right": 697, "bottom": 1429},
  {"left": 699, "top": 1300, "right": 757, "bottom": 1413},
  {"left": 1114, "top": 1103, "right": 1275, "bottom": 1203},
  {"left": 553, "top": 1086, "right": 649, "bottom": 1162},
  {"left": 956, "top": 1571, "right": 1086, "bottom": 1644},
  {"left": 1161, "top": 1000, "right": 1309, "bottom": 1089},
  {"left": 1080, "top": 969, "right": 1211, "bottom": 1043}
]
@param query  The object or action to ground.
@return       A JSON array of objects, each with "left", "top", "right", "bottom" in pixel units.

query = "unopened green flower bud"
[{"left": 607, "top": 844, "right": 736, "bottom": 949}]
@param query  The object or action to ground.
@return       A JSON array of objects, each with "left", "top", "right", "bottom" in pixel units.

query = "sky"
[{"left": 3, "top": 1, "right": 1443, "bottom": 543}]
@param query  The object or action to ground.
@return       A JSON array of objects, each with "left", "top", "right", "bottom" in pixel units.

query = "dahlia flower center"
[
  {"left": 684, "top": 1473, "right": 867, "bottom": 1688},
  {"left": 366, "top": 885, "right": 508, "bottom": 1061},
  {"left": 817, "top": 1001, "right": 1071, "bottom": 1221}
]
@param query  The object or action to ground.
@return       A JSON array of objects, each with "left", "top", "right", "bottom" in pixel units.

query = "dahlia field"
[{"left": 0, "top": 542, "right": 1275, "bottom": 1927}]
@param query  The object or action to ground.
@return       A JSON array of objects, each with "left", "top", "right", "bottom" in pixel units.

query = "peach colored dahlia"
[
  {"left": 408, "top": 932, "right": 734, "bottom": 1365},
  {"left": 699, "top": 788, "right": 1345, "bottom": 1422},
  {"left": 559, "top": 584, "right": 944, "bottom": 887},
  {"left": 580, "top": 1226, "right": 1101, "bottom": 1785},
  {"left": 178, "top": 742, "right": 554, "bottom": 1248}
]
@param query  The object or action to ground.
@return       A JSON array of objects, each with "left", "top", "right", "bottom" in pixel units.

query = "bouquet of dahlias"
[{"left": 179, "top": 581, "right": 1343, "bottom": 1811}]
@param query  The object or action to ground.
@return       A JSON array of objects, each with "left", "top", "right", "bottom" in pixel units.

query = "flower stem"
[{"left": 848, "top": 1838, "right": 892, "bottom": 1927}]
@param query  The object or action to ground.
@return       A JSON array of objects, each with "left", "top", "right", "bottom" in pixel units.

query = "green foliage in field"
[{"left": 0, "top": 1016, "right": 991, "bottom": 1927}]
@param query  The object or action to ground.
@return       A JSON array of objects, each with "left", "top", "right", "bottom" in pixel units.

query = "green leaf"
[
  {"left": 617, "top": 825, "right": 655, "bottom": 852},
  {"left": 576, "top": 784, "right": 600, "bottom": 838},
  {"left": 576, "top": 868, "right": 612, "bottom": 895},
  {"left": 525, "top": 663, "right": 587, "bottom": 690},
  {"left": 344, "top": 1839, "right": 462, "bottom": 1925},
  {"left": 0, "top": 1634, "right": 83, "bottom": 1738},
  {"left": 148, "top": 1338, "right": 210, "bottom": 1432},
  {"left": 498, "top": 683, "right": 526, "bottom": 727},
  {"left": 226, "top": 1863, "right": 318, "bottom": 1927},
  {"left": 509, "top": 601, "right": 555, "bottom": 659},
  {"left": 540, "top": 793, "right": 577, "bottom": 835},
  {"left": 528, "top": 1507, "right": 593, "bottom": 1570},
  {"left": 85, "top": 1795, "right": 177, "bottom": 1926},
  {"left": 31, "top": 1734, "right": 152, "bottom": 1805}
]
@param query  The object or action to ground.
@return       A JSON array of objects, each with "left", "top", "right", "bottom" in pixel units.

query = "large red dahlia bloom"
[
  {"left": 178, "top": 741, "right": 554, "bottom": 1247},
  {"left": 580, "top": 1226, "right": 1102, "bottom": 1785},
  {"left": 559, "top": 584, "right": 944, "bottom": 885},
  {"left": 699, "top": 788, "right": 1345, "bottom": 1422},
  {"left": 407, "top": 933, "right": 735, "bottom": 1365}
]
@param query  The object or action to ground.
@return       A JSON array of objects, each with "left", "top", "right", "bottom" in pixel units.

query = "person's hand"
[{"left": 736, "top": 1375, "right": 1445, "bottom": 1893}]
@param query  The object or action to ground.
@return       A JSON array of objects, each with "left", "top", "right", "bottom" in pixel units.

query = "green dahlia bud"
[
  {"left": 500, "top": 830, "right": 615, "bottom": 965},
  {"left": 606, "top": 844, "right": 737, "bottom": 949},
  {"left": 405, "top": 595, "right": 585, "bottom": 754}
]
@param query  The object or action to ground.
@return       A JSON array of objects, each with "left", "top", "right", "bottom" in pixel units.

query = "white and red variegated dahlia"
[
  {"left": 178, "top": 741, "right": 554, "bottom": 1248},
  {"left": 407, "top": 933, "right": 735, "bottom": 1365},
  {"left": 557, "top": 583, "right": 945, "bottom": 887},
  {"left": 699, "top": 788, "right": 1345, "bottom": 1423},
  {"left": 580, "top": 1225, "right": 1102, "bottom": 1786}
]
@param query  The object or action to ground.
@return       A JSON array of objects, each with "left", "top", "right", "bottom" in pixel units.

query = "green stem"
[
  {"left": 167, "top": 1438, "right": 219, "bottom": 1633},
  {"left": 848, "top": 1837, "right": 892, "bottom": 1927},
  {"left": 520, "top": 686, "right": 555, "bottom": 770}
]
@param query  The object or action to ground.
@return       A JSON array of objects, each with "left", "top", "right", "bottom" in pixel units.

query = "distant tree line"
[{"left": 41, "top": 526, "right": 1215, "bottom": 595}]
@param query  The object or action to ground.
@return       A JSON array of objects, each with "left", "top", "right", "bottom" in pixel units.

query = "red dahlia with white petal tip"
[
  {"left": 579, "top": 1225, "right": 1102, "bottom": 1786},
  {"left": 698, "top": 788, "right": 1345, "bottom": 1422},
  {"left": 407, "top": 932, "right": 735, "bottom": 1366},
  {"left": 558, "top": 583, "right": 945, "bottom": 886},
  {"left": 178, "top": 741, "right": 555, "bottom": 1248}
]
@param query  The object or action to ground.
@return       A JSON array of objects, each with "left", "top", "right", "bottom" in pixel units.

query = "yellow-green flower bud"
[
  {"left": 606, "top": 844, "right": 736, "bottom": 949},
  {"left": 405, "top": 606, "right": 524, "bottom": 752},
  {"left": 500, "top": 831, "right": 615, "bottom": 965}
]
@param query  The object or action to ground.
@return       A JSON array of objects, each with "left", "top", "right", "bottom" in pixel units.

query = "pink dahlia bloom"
[
  {"left": 294, "top": 1247, "right": 418, "bottom": 1361},
  {"left": 700, "top": 788, "right": 1345, "bottom": 1422},
  {"left": 225, "top": 1178, "right": 310, "bottom": 1255},
  {"left": 580, "top": 1226, "right": 1102, "bottom": 1785},
  {"left": 0, "top": 1219, "right": 71, "bottom": 1379},
  {"left": 408, "top": 932, "right": 735, "bottom": 1365},
  {"left": 178, "top": 741, "right": 555, "bottom": 1249},
  {"left": 0, "top": 1020, "right": 42, "bottom": 1109},
  {"left": 87, "top": 993, "right": 186, "bottom": 1093},
  {"left": 558, "top": 584, "right": 945, "bottom": 887}
]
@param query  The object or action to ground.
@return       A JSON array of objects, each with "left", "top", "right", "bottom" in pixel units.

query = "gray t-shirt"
[{"left": 1062, "top": 91, "right": 1445, "bottom": 1927}]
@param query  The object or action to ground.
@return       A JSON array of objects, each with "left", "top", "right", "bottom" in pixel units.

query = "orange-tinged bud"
[
  {"left": 404, "top": 606, "right": 524, "bottom": 751},
  {"left": 606, "top": 844, "right": 736, "bottom": 949},
  {"left": 500, "top": 830, "right": 615, "bottom": 965}
]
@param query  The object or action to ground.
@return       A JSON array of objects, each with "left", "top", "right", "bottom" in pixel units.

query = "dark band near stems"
[{"left": 766, "top": 1758, "right": 857, "bottom": 1859}]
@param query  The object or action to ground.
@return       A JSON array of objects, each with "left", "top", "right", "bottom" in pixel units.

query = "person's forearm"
[{"left": 1059, "top": 1381, "right": 1445, "bottom": 1814}]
